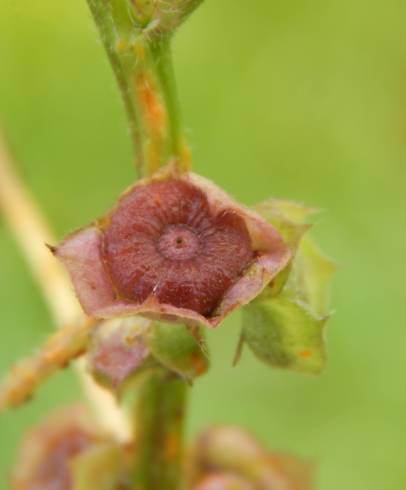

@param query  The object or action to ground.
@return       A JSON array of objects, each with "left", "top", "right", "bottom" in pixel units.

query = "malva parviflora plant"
[{"left": 0, "top": 1, "right": 335, "bottom": 489}]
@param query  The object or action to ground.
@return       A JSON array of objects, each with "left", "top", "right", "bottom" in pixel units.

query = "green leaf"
[{"left": 242, "top": 294, "right": 327, "bottom": 374}]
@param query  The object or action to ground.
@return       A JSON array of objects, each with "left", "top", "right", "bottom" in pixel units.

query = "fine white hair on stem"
[{"left": 0, "top": 130, "right": 131, "bottom": 442}]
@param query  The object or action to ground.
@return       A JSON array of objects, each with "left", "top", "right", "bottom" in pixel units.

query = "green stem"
[
  {"left": 132, "top": 369, "right": 188, "bottom": 490},
  {"left": 86, "top": 0, "right": 190, "bottom": 177},
  {"left": 152, "top": 40, "right": 185, "bottom": 164},
  {"left": 84, "top": 3, "right": 203, "bottom": 487}
]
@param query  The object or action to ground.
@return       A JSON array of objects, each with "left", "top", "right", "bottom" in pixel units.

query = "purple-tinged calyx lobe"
[
  {"left": 54, "top": 166, "right": 291, "bottom": 328},
  {"left": 11, "top": 406, "right": 99, "bottom": 490},
  {"left": 88, "top": 320, "right": 150, "bottom": 392}
]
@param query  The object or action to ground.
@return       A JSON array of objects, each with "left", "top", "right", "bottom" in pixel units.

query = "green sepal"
[
  {"left": 259, "top": 198, "right": 317, "bottom": 223},
  {"left": 255, "top": 199, "right": 336, "bottom": 312},
  {"left": 243, "top": 198, "right": 335, "bottom": 374},
  {"left": 242, "top": 294, "right": 327, "bottom": 374},
  {"left": 254, "top": 198, "right": 313, "bottom": 296},
  {"left": 146, "top": 323, "right": 209, "bottom": 382},
  {"left": 255, "top": 198, "right": 314, "bottom": 252},
  {"left": 289, "top": 236, "right": 336, "bottom": 318},
  {"left": 72, "top": 442, "right": 130, "bottom": 490}
]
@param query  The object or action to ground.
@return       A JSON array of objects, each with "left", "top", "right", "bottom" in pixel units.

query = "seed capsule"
[{"left": 54, "top": 167, "right": 291, "bottom": 328}]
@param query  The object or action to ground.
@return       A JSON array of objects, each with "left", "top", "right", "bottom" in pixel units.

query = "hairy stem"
[
  {"left": 84, "top": 1, "right": 203, "bottom": 483},
  {"left": 0, "top": 319, "right": 94, "bottom": 410},
  {"left": 153, "top": 0, "right": 204, "bottom": 35},
  {"left": 86, "top": 0, "right": 191, "bottom": 176},
  {"left": 133, "top": 369, "right": 188, "bottom": 490}
]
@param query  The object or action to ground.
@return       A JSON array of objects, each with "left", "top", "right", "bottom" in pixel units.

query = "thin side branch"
[{"left": 0, "top": 320, "right": 94, "bottom": 410}]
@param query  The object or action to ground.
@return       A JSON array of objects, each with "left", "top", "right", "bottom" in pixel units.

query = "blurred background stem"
[{"left": 0, "top": 131, "right": 130, "bottom": 441}]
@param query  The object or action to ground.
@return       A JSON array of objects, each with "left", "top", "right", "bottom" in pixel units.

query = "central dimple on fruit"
[
  {"left": 102, "top": 178, "right": 254, "bottom": 315},
  {"left": 157, "top": 225, "right": 200, "bottom": 261}
]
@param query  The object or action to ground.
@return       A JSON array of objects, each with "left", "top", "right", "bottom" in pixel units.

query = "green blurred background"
[{"left": 1, "top": 1, "right": 405, "bottom": 488}]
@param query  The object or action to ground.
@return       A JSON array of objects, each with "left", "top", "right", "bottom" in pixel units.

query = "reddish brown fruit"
[
  {"left": 11, "top": 406, "right": 98, "bottom": 490},
  {"left": 103, "top": 179, "right": 253, "bottom": 316},
  {"left": 54, "top": 167, "right": 291, "bottom": 328},
  {"left": 29, "top": 427, "right": 91, "bottom": 490},
  {"left": 188, "top": 426, "right": 313, "bottom": 490}
]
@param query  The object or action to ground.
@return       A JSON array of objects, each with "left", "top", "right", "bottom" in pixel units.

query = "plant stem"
[
  {"left": 133, "top": 369, "right": 187, "bottom": 490},
  {"left": 85, "top": 1, "right": 203, "bottom": 484},
  {"left": 86, "top": 0, "right": 191, "bottom": 176}
]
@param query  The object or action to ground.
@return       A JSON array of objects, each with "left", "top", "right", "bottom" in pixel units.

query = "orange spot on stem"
[
  {"left": 136, "top": 72, "right": 166, "bottom": 139},
  {"left": 164, "top": 434, "right": 179, "bottom": 461},
  {"left": 298, "top": 350, "right": 312, "bottom": 358},
  {"left": 191, "top": 351, "right": 208, "bottom": 376}
]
